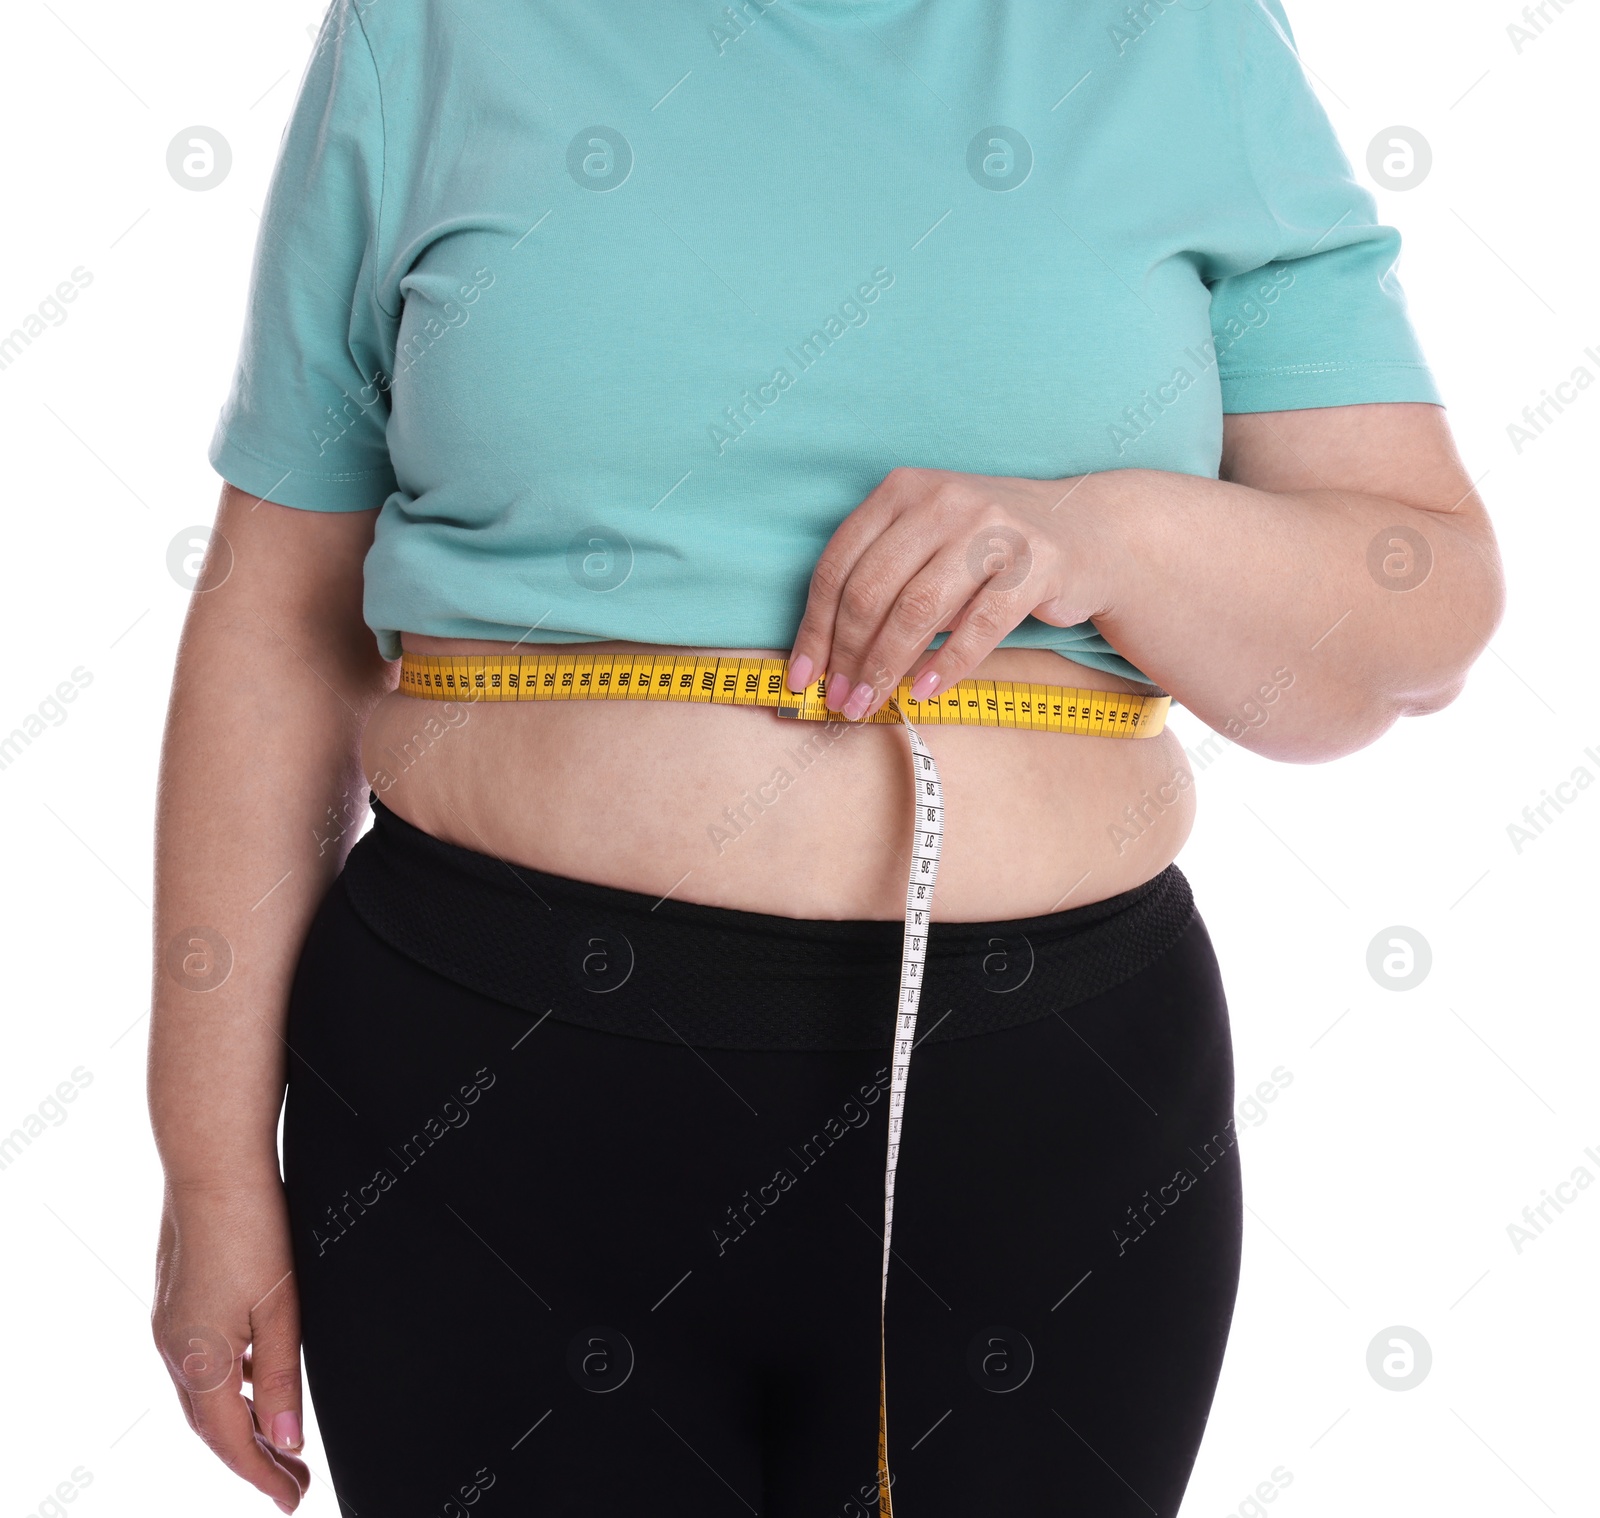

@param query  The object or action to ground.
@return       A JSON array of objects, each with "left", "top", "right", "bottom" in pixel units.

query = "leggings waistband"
[{"left": 339, "top": 795, "right": 1198, "bottom": 1051}]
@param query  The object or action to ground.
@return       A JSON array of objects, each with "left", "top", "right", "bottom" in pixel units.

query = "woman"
[{"left": 150, "top": 0, "right": 1503, "bottom": 1512}]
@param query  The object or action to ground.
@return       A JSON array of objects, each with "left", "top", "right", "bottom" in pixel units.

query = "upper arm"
[
  {"left": 1220, "top": 403, "right": 1507, "bottom": 694},
  {"left": 195, "top": 484, "right": 384, "bottom": 667},
  {"left": 1199, "top": 2, "right": 1506, "bottom": 666},
  {"left": 1220, "top": 402, "right": 1481, "bottom": 517},
  {"left": 199, "top": 2, "right": 396, "bottom": 674}
]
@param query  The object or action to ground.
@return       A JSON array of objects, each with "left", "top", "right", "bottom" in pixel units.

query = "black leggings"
[{"left": 283, "top": 799, "right": 1241, "bottom": 1516}]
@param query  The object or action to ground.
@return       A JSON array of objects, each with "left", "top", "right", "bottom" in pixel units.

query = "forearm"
[
  {"left": 1082, "top": 468, "right": 1505, "bottom": 763},
  {"left": 149, "top": 506, "right": 391, "bottom": 1187}
]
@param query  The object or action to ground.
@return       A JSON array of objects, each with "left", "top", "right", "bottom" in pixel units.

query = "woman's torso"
[
  {"left": 362, "top": 636, "right": 1194, "bottom": 921},
  {"left": 310, "top": 0, "right": 1266, "bottom": 911}
]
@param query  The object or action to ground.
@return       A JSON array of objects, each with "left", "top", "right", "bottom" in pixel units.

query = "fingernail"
[
  {"left": 844, "top": 681, "right": 875, "bottom": 721},
  {"left": 271, "top": 1410, "right": 302, "bottom": 1451},
  {"left": 825, "top": 672, "right": 850, "bottom": 711},
  {"left": 276, "top": 1501, "right": 294, "bottom": 1515},
  {"left": 910, "top": 669, "right": 941, "bottom": 701},
  {"left": 786, "top": 653, "right": 814, "bottom": 693}
]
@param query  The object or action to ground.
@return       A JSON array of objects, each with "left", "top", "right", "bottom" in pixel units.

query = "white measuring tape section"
[{"left": 878, "top": 713, "right": 945, "bottom": 1516}]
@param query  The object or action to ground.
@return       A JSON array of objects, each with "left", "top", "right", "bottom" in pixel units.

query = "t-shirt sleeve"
[
  {"left": 207, "top": 0, "right": 398, "bottom": 510},
  {"left": 1203, "top": 0, "right": 1443, "bottom": 414}
]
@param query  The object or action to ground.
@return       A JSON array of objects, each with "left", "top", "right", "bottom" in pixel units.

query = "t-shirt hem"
[
  {"left": 1219, "top": 361, "right": 1443, "bottom": 413},
  {"left": 208, "top": 431, "right": 397, "bottom": 512},
  {"left": 375, "top": 622, "right": 1154, "bottom": 685}
]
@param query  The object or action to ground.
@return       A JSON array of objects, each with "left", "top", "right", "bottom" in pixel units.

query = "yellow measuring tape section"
[{"left": 398, "top": 650, "right": 1170, "bottom": 738}]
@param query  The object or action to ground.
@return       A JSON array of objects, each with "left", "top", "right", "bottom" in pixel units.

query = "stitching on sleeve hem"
[
  {"left": 215, "top": 432, "right": 396, "bottom": 485},
  {"left": 1218, "top": 359, "right": 1434, "bottom": 380}
]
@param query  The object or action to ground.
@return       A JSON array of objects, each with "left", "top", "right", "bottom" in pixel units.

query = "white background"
[{"left": 0, "top": 0, "right": 1594, "bottom": 1514}]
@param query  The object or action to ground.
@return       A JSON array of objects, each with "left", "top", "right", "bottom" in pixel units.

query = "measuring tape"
[
  {"left": 398, "top": 648, "right": 1168, "bottom": 1512},
  {"left": 875, "top": 718, "right": 943, "bottom": 1518},
  {"left": 397, "top": 650, "right": 1170, "bottom": 737}
]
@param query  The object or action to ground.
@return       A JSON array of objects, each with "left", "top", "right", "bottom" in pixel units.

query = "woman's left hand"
[{"left": 785, "top": 465, "right": 1117, "bottom": 719}]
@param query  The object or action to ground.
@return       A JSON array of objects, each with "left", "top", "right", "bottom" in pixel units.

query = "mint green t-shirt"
[{"left": 209, "top": 0, "right": 1442, "bottom": 678}]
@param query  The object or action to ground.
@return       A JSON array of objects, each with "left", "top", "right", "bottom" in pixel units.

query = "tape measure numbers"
[
  {"left": 397, "top": 650, "right": 1170, "bottom": 737},
  {"left": 398, "top": 648, "right": 1168, "bottom": 1514}
]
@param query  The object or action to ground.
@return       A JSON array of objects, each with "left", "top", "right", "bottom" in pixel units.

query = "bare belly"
[{"left": 360, "top": 636, "right": 1197, "bottom": 922}]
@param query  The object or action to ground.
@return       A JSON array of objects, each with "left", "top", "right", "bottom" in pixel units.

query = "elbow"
[
  {"left": 1200, "top": 541, "right": 1508, "bottom": 765},
  {"left": 1238, "top": 706, "right": 1401, "bottom": 765},
  {"left": 1244, "top": 662, "right": 1472, "bottom": 763},
  {"left": 1451, "top": 542, "right": 1509, "bottom": 671},
  {"left": 1391, "top": 553, "right": 1508, "bottom": 720},
  {"left": 1394, "top": 675, "right": 1468, "bottom": 719}
]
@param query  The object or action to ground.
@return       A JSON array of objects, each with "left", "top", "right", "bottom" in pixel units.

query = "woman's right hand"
[{"left": 152, "top": 1178, "right": 311, "bottom": 1513}]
